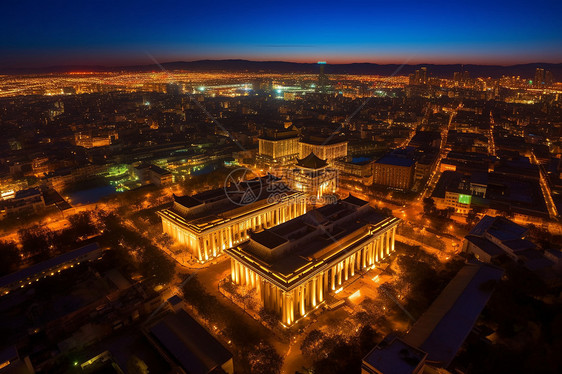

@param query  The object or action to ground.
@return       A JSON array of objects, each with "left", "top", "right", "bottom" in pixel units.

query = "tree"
[
  {"left": 301, "top": 329, "right": 326, "bottom": 360},
  {"left": 466, "top": 209, "right": 479, "bottom": 227},
  {"left": 422, "top": 197, "right": 435, "bottom": 215},
  {"left": 18, "top": 225, "right": 53, "bottom": 259},
  {"left": 67, "top": 211, "right": 97, "bottom": 238},
  {"left": 139, "top": 244, "right": 175, "bottom": 284},
  {"left": 358, "top": 325, "right": 380, "bottom": 353},
  {"left": 0, "top": 241, "right": 20, "bottom": 276},
  {"left": 247, "top": 341, "right": 283, "bottom": 374}
]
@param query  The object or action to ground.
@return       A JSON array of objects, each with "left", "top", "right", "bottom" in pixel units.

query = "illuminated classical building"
[
  {"left": 286, "top": 152, "right": 337, "bottom": 199},
  {"left": 257, "top": 127, "right": 299, "bottom": 166},
  {"left": 298, "top": 135, "right": 348, "bottom": 164},
  {"left": 225, "top": 195, "right": 400, "bottom": 326},
  {"left": 157, "top": 178, "right": 307, "bottom": 263}
]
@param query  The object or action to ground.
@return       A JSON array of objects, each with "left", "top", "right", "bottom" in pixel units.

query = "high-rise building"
[
  {"left": 420, "top": 67, "right": 428, "bottom": 85},
  {"left": 545, "top": 70, "right": 554, "bottom": 87},
  {"left": 317, "top": 61, "right": 329, "bottom": 93},
  {"left": 534, "top": 68, "right": 545, "bottom": 87},
  {"left": 409, "top": 67, "right": 429, "bottom": 85}
]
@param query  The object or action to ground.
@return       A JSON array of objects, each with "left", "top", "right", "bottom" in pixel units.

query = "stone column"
[
  {"left": 212, "top": 232, "right": 217, "bottom": 257},
  {"left": 318, "top": 273, "right": 324, "bottom": 302},
  {"left": 300, "top": 286, "right": 306, "bottom": 316},
  {"left": 197, "top": 238, "right": 203, "bottom": 262},
  {"left": 362, "top": 248, "right": 366, "bottom": 269},
  {"left": 282, "top": 292, "right": 287, "bottom": 324},
  {"left": 311, "top": 277, "right": 317, "bottom": 307},
  {"left": 202, "top": 236, "right": 208, "bottom": 261},
  {"left": 233, "top": 261, "right": 239, "bottom": 284},
  {"left": 391, "top": 227, "right": 396, "bottom": 252},
  {"left": 289, "top": 292, "right": 294, "bottom": 324},
  {"left": 337, "top": 262, "right": 342, "bottom": 286},
  {"left": 264, "top": 283, "right": 270, "bottom": 310}
]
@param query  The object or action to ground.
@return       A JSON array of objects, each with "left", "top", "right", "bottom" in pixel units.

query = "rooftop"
[
  {"left": 376, "top": 154, "right": 416, "bottom": 167},
  {"left": 148, "top": 309, "right": 232, "bottom": 374},
  {"left": 225, "top": 198, "right": 400, "bottom": 289},
  {"left": 296, "top": 152, "right": 328, "bottom": 169},
  {"left": 403, "top": 262, "right": 503, "bottom": 367},
  {"left": 469, "top": 215, "right": 528, "bottom": 241},
  {"left": 160, "top": 177, "right": 302, "bottom": 233},
  {"left": 299, "top": 135, "right": 347, "bottom": 146},
  {"left": 363, "top": 336, "right": 427, "bottom": 374},
  {"left": 0, "top": 243, "right": 101, "bottom": 290}
]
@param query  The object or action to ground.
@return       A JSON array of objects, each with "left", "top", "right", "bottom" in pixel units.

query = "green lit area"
[
  {"left": 107, "top": 164, "right": 129, "bottom": 177},
  {"left": 458, "top": 194, "right": 472, "bottom": 204}
]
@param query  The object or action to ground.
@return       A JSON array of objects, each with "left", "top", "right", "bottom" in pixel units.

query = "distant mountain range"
[{"left": 2, "top": 59, "right": 561, "bottom": 79}]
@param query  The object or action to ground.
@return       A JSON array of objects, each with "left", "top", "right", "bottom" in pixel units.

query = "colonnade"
[
  {"left": 230, "top": 226, "right": 397, "bottom": 325},
  {"left": 161, "top": 196, "right": 306, "bottom": 262}
]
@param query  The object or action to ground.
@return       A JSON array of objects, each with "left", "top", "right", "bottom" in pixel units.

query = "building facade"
[
  {"left": 133, "top": 163, "right": 173, "bottom": 186},
  {"left": 225, "top": 196, "right": 400, "bottom": 326},
  {"left": 257, "top": 127, "right": 299, "bottom": 166},
  {"left": 298, "top": 136, "right": 348, "bottom": 164},
  {"left": 286, "top": 152, "right": 338, "bottom": 199},
  {"left": 158, "top": 179, "right": 307, "bottom": 263},
  {"left": 0, "top": 187, "right": 45, "bottom": 219},
  {"left": 372, "top": 155, "right": 415, "bottom": 190}
]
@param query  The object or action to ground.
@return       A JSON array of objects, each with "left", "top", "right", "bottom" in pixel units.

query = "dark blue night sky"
[{"left": 2, "top": 0, "right": 561, "bottom": 67}]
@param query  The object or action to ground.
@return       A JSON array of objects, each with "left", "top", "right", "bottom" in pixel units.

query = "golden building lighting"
[
  {"left": 157, "top": 177, "right": 307, "bottom": 263},
  {"left": 225, "top": 195, "right": 400, "bottom": 326}
]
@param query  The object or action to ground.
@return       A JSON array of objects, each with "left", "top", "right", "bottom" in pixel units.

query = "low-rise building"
[
  {"left": 225, "top": 195, "right": 400, "bottom": 326},
  {"left": 362, "top": 336, "right": 427, "bottom": 374},
  {"left": 373, "top": 154, "right": 415, "bottom": 190},
  {"left": 402, "top": 262, "right": 503, "bottom": 368},
  {"left": 158, "top": 177, "right": 307, "bottom": 263},
  {"left": 0, "top": 187, "right": 45, "bottom": 219},
  {"left": 286, "top": 152, "right": 338, "bottom": 199},
  {"left": 0, "top": 243, "right": 102, "bottom": 295},
  {"left": 133, "top": 163, "right": 173, "bottom": 186},
  {"left": 146, "top": 308, "right": 233, "bottom": 374}
]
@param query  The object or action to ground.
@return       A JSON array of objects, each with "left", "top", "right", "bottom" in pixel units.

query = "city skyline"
[
  {"left": 2, "top": 0, "right": 562, "bottom": 68},
  {"left": 2, "top": 1, "right": 562, "bottom": 373}
]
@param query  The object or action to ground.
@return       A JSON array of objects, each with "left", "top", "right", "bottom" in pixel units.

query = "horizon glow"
[{"left": 1, "top": 0, "right": 561, "bottom": 68}]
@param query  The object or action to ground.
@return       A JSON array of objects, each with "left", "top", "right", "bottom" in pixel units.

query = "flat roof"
[
  {"left": 299, "top": 137, "right": 347, "bottom": 146},
  {"left": 403, "top": 263, "right": 503, "bottom": 367},
  {"left": 149, "top": 309, "right": 232, "bottom": 374},
  {"left": 376, "top": 154, "right": 415, "bottom": 167},
  {"left": 465, "top": 235, "right": 504, "bottom": 257},
  {"left": 160, "top": 180, "right": 303, "bottom": 233},
  {"left": 363, "top": 337, "right": 427, "bottom": 374},
  {"left": 0, "top": 243, "right": 101, "bottom": 289},
  {"left": 225, "top": 200, "right": 400, "bottom": 289},
  {"left": 469, "top": 215, "right": 528, "bottom": 241}
]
